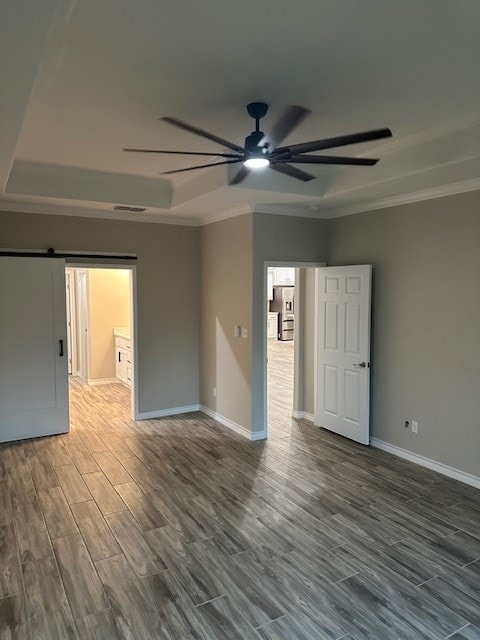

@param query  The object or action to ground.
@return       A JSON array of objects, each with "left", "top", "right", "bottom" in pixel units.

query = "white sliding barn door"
[
  {"left": 315, "top": 265, "right": 372, "bottom": 444},
  {"left": 0, "top": 257, "right": 69, "bottom": 442}
]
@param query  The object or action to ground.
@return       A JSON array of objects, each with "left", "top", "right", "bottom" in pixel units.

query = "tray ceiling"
[{"left": 1, "top": 0, "right": 479, "bottom": 224}]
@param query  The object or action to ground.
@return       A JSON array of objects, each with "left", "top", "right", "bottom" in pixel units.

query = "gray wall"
[
  {"left": 200, "top": 214, "right": 253, "bottom": 429},
  {"left": 5, "top": 197, "right": 478, "bottom": 478},
  {"left": 252, "top": 213, "right": 328, "bottom": 433},
  {"left": 0, "top": 211, "right": 200, "bottom": 415},
  {"left": 327, "top": 191, "right": 480, "bottom": 476}
]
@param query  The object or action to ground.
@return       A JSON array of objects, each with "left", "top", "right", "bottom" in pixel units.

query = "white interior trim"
[
  {"left": 87, "top": 377, "right": 118, "bottom": 386},
  {"left": 136, "top": 404, "right": 200, "bottom": 420},
  {"left": 324, "top": 177, "right": 480, "bottom": 220},
  {"left": 292, "top": 268, "right": 302, "bottom": 415},
  {"left": 292, "top": 410, "right": 314, "bottom": 423},
  {"left": 313, "top": 267, "right": 320, "bottom": 426},
  {"left": 371, "top": 438, "right": 480, "bottom": 490},
  {"left": 130, "top": 266, "right": 139, "bottom": 425},
  {"left": 76, "top": 269, "right": 89, "bottom": 382},
  {"left": 65, "top": 269, "right": 77, "bottom": 375},
  {"left": 0, "top": 201, "right": 198, "bottom": 226},
  {"left": 200, "top": 405, "right": 266, "bottom": 441},
  {"left": 3, "top": 173, "right": 480, "bottom": 227}
]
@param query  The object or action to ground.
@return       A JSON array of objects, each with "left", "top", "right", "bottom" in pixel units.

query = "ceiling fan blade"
[
  {"left": 260, "top": 105, "right": 311, "bottom": 150},
  {"left": 269, "top": 163, "right": 315, "bottom": 182},
  {"left": 288, "top": 154, "right": 379, "bottom": 166},
  {"left": 123, "top": 148, "right": 241, "bottom": 158},
  {"left": 276, "top": 128, "right": 392, "bottom": 155},
  {"left": 161, "top": 117, "right": 245, "bottom": 153},
  {"left": 229, "top": 165, "right": 251, "bottom": 185},
  {"left": 160, "top": 159, "right": 242, "bottom": 175}
]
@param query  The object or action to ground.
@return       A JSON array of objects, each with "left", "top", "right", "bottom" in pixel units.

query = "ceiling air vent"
[{"left": 113, "top": 205, "right": 146, "bottom": 213}]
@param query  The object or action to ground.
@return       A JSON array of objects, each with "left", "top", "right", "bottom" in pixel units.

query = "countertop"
[{"left": 114, "top": 327, "right": 131, "bottom": 340}]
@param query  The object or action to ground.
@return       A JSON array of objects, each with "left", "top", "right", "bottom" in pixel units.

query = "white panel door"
[
  {"left": 0, "top": 257, "right": 69, "bottom": 442},
  {"left": 315, "top": 265, "right": 372, "bottom": 444}
]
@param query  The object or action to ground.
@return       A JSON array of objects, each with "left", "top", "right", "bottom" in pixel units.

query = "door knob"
[{"left": 353, "top": 361, "right": 366, "bottom": 368}]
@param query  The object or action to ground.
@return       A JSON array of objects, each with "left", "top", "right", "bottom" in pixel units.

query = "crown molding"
[
  {"left": 0, "top": 200, "right": 198, "bottom": 226},
  {"left": 200, "top": 174, "right": 480, "bottom": 223},
  {"left": 251, "top": 203, "right": 324, "bottom": 219},
  {"left": 197, "top": 204, "right": 252, "bottom": 226},
  {"left": 6, "top": 162, "right": 477, "bottom": 230},
  {"left": 3, "top": 175, "right": 480, "bottom": 228},
  {"left": 323, "top": 177, "right": 480, "bottom": 219},
  {"left": 357, "top": 111, "right": 480, "bottom": 158}
]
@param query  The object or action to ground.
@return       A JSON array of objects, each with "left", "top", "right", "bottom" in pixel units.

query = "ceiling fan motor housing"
[{"left": 244, "top": 130, "right": 268, "bottom": 154}]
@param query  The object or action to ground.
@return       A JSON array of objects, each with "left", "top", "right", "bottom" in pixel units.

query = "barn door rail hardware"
[{"left": 0, "top": 248, "right": 137, "bottom": 261}]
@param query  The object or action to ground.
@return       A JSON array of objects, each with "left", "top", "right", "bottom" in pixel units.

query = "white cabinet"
[
  {"left": 115, "top": 335, "right": 132, "bottom": 388},
  {"left": 267, "top": 312, "right": 279, "bottom": 339},
  {"left": 269, "top": 267, "right": 295, "bottom": 286},
  {"left": 267, "top": 271, "right": 274, "bottom": 301}
]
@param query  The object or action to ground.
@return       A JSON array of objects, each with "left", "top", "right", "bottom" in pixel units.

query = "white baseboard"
[
  {"left": 371, "top": 438, "right": 480, "bottom": 490},
  {"left": 200, "top": 405, "right": 266, "bottom": 441},
  {"left": 292, "top": 410, "right": 314, "bottom": 423},
  {"left": 87, "top": 377, "right": 118, "bottom": 386},
  {"left": 136, "top": 404, "right": 200, "bottom": 420}
]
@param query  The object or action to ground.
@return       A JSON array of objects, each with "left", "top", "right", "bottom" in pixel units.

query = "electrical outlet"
[
  {"left": 411, "top": 420, "right": 418, "bottom": 434},
  {"left": 212, "top": 387, "right": 216, "bottom": 397},
  {"left": 241, "top": 327, "right": 248, "bottom": 338},
  {"left": 234, "top": 325, "right": 241, "bottom": 338}
]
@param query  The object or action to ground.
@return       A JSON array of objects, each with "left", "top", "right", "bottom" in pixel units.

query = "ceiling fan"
[{"left": 123, "top": 102, "right": 392, "bottom": 184}]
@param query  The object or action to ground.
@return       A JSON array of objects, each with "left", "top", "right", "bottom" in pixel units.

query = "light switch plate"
[
  {"left": 411, "top": 420, "right": 418, "bottom": 434},
  {"left": 234, "top": 325, "right": 241, "bottom": 338},
  {"left": 240, "top": 327, "right": 248, "bottom": 338}
]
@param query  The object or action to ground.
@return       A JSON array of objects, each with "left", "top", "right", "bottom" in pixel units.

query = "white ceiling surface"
[{"left": 2, "top": 0, "right": 480, "bottom": 225}]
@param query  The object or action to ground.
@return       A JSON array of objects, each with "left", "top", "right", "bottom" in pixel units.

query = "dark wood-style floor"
[{"left": 1, "top": 346, "right": 480, "bottom": 639}]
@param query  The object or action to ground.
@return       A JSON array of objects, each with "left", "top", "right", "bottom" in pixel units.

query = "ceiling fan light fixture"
[
  {"left": 244, "top": 156, "right": 270, "bottom": 169},
  {"left": 127, "top": 105, "right": 392, "bottom": 183}
]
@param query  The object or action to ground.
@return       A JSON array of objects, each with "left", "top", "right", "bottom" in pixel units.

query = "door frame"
[
  {"left": 67, "top": 262, "right": 138, "bottom": 421},
  {"left": 65, "top": 269, "right": 77, "bottom": 375},
  {"left": 76, "top": 269, "right": 89, "bottom": 381},
  {"left": 262, "top": 260, "right": 326, "bottom": 438}
]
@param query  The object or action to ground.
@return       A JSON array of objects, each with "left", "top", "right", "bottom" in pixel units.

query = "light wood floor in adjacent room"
[
  {"left": 267, "top": 338, "right": 295, "bottom": 438},
  {"left": 1, "top": 347, "right": 480, "bottom": 638}
]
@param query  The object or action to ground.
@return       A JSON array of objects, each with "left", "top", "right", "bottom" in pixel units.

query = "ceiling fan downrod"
[{"left": 245, "top": 102, "right": 269, "bottom": 150}]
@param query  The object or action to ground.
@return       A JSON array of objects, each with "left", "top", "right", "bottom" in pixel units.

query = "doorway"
[
  {"left": 265, "top": 264, "right": 320, "bottom": 438},
  {"left": 267, "top": 266, "right": 296, "bottom": 437},
  {"left": 65, "top": 266, "right": 135, "bottom": 417},
  {"left": 264, "top": 263, "right": 372, "bottom": 444}
]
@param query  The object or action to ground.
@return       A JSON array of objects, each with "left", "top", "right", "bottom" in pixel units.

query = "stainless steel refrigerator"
[{"left": 270, "top": 286, "right": 295, "bottom": 340}]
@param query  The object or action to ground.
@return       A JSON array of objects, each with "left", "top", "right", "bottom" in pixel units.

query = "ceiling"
[{"left": 1, "top": 0, "right": 480, "bottom": 225}]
